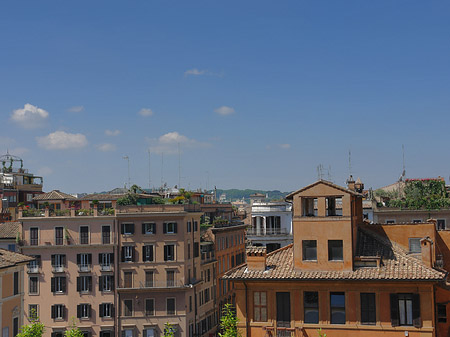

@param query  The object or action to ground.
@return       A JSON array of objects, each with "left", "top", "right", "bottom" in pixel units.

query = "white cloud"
[
  {"left": 37, "top": 131, "right": 88, "bottom": 150},
  {"left": 37, "top": 166, "right": 53, "bottom": 176},
  {"left": 67, "top": 106, "right": 84, "bottom": 113},
  {"left": 147, "top": 131, "right": 211, "bottom": 155},
  {"left": 279, "top": 144, "right": 291, "bottom": 149},
  {"left": 105, "top": 129, "right": 121, "bottom": 136},
  {"left": 97, "top": 143, "right": 116, "bottom": 152},
  {"left": 11, "top": 103, "right": 49, "bottom": 128},
  {"left": 214, "top": 106, "right": 235, "bottom": 116},
  {"left": 184, "top": 68, "right": 223, "bottom": 77},
  {"left": 138, "top": 108, "right": 154, "bottom": 117}
]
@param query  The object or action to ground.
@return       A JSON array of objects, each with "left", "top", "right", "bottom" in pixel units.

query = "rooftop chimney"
[
  {"left": 420, "top": 237, "right": 434, "bottom": 268},
  {"left": 247, "top": 246, "right": 267, "bottom": 271},
  {"left": 347, "top": 175, "right": 355, "bottom": 191}
]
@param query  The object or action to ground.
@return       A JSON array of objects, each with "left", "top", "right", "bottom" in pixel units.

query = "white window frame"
[
  {"left": 29, "top": 276, "right": 39, "bottom": 295},
  {"left": 79, "top": 253, "right": 90, "bottom": 272},
  {"left": 80, "top": 276, "right": 91, "bottom": 293},
  {"left": 100, "top": 253, "right": 112, "bottom": 271},
  {"left": 54, "top": 277, "right": 65, "bottom": 293},
  {"left": 30, "top": 227, "right": 39, "bottom": 246},
  {"left": 124, "top": 246, "right": 133, "bottom": 262},
  {"left": 55, "top": 304, "right": 64, "bottom": 319},
  {"left": 165, "top": 222, "right": 176, "bottom": 234},
  {"left": 102, "top": 303, "right": 113, "bottom": 318},
  {"left": 164, "top": 244, "right": 175, "bottom": 261},
  {"left": 80, "top": 304, "right": 90, "bottom": 319},
  {"left": 102, "top": 275, "right": 113, "bottom": 292},
  {"left": 53, "top": 255, "right": 65, "bottom": 272}
]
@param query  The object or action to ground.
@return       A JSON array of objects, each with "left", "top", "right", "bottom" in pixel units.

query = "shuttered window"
[
  {"left": 390, "top": 293, "right": 421, "bottom": 327},
  {"left": 360, "top": 293, "right": 376, "bottom": 324},
  {"left": 253, "top": 291, "right": 267, "bottom": 322}
]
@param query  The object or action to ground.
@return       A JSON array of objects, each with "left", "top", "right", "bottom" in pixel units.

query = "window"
[
  {"left": 437, "top": 219, "right": 446, "bottom": 231},
  {"left": 99, "top": 275, "right": 114, "bottom": 292},
  {"left": 409, "top": 238, "right": 421, "bottom": 253},
  {"left": 276, "top": 292, "right": 291, "bottom": 328},
  {"left": 55, "top": 227, "right": 64, "bottom": 245},
  {"left": 194, "top": 242, "right": 199, "bottom": 258},
  {"left": 188, "top": 243, "right": 191, "bottom": 259},
  {"left": 164, "top": 222, "right": 177, "bottom": 234},
  {"left": 123, "top": 330, "right": 133, "bottom": 337},
  {"left": 77, "top": 276, "right": 92, "bottom": 293},
  {"left": 302, "top": 240, "right": 317, "bottom": 261},
  {"left": 29, "top": 304, "right": 38, "bottom": 320},
  {"left": 145, "top": 299, "right": 155, "bottom": 316},
  {"left": 13, "top": 317, "right": 18, "bottom": 337},
  {"left": 413, "top": 219, "right": 422, "bottom": 224},
  {"left": 80, "top": 226, "right": 89, "bottom": 244},
  {"left": 390, "top": 293, "right": 421, "bottom": 327},
  {"left": 144, "top": 328, "right": 156, "bottom": 337},
  {"left": 51, "top": 254, "right": 66, "bottom": 272},
  {"left": 29, "top": 276, "right": 39, "bottom": 294},
  {"left": 27, "top": 255, "right": 40, "bottom": 273},
  {"left": 360, "top": 293, "right": 376, "bottom": 325},
  {"left": 164, "top": 244, "right": 175, "bottom": 261},
  {"left": 27, "top": 193, "right": 33, "bottom": 202},
  {"left": 187, "top": 221, "right": 192, "bottom": 232},
  {"left": 100, "top": 332, "right": 113, "bottom": 337},
  {"left": 167, "top": 270, "right": 175, "bottom": 287},
  {"left": 142, "top": 223, "right": 156, "bottom": 234},
  {"left": 77, "top": 304, "right": 91, "bottom": 319},
  {"left": 437, "top": 304, "right": 447, "bottom": 323},
  {"left": 13, "top": 271, "right": 19, "bottom": 295},
  {"left": 51, "top": 304, "right": 66, "bottom": 320},
  {"left": 124, "top": 271, "right": 133, "bottom": 288},
  {"left": 99, "top": 303, "right": 113, "bottom": 318},
  {"left": 302, "top": 198, "right": 316, "bottom": 216},
  {"left": 102, "top": 226, "right": 111, "bottom": 244},
  {"left": 194, "top": 221, "right": 198, "bottom": 232},
  {"left": 124, "top": 299, "right": 133, "bottom": 316},
  {"left": 328, "top": 240, "right": 343, "bottom": 261},
  {"left": 99, "top": 253, "right": 113, "bottom": 271},
  {"left": 330, "top": 292, "right": 345, "bottom": 324},
  {"left": 145, "top": 271, "right": 154, "bottom": 287},
  {"left": 121, "top": 223, "right": 135, "bottom": 235},
  {"left": 304, "top": 292, "right": 319, "bottom": 324},
  {"left": 167, "top": 298, "right": 176, "bottom": 315},
  {"left": 30, "top": 228, "right": 39, "bottom": 246},
  {"left": 51, "top": 276, "right": 66, "bottom": 293},
  {"left": 122, "top": 246, "right": 135, "bottom": 262},
  {"left": 7, "top": 244, "right": 15, "bottom": 252},
  {"left": 143, "top": 245, "right": 154, "bottom": 262},
  {"left": 77, "top": 253, "right": 92, "bottom": 272},
  {"left": 253, "top": 291, "right": 267, "bottom": 322}
]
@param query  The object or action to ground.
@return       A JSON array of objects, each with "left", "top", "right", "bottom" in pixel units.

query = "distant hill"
[{"left": 215, "top": 189, "right": 290, "bottom": 202}]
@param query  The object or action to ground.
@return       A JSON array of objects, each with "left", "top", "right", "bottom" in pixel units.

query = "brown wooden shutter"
[{"left": 390, "top": 294, "right": 399, "bottom": 327}]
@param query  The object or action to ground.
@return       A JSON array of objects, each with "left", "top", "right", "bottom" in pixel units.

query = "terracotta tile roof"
[
  {"left": 247, "top": 246, "right": 267, "bottom": 255},
  {"left": 285, "top": 179, "right": 363, "bottom": 200},
  {"left": 0, "top": 222, "right": 20, "bottom": 239},
  {"left": 224, "top": 227, "right": 445, "bottom": 282},
  {"left": 0, "top": 249, "right": 34, "bottom": 269},
  {"left": 33, "top": 190, "right": 76, "bottom": 201}
]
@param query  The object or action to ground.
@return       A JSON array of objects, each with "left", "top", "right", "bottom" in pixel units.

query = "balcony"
[
  {"left": 27, "top": 265, "right": 39, "bottom": 273},
  {"left": 78, "top": 264, "right": 91, "bottom": 272},
  {"left": 100, "top": 264, "right": 112, "bottom": 272},
  {"left": 247, "top": 228, "right": 290, "bottom": 236},
  {"left": 120, "top": 279, "right": 186, "bottom": 290},
  {"left": 52, "top": 265, "right": 64, "bottom": 273}
]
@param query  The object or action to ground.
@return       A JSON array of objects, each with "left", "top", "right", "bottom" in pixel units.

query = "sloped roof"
[
  {"left": 224, "top": 227, "right": 445, "bottom": 282},
  {"left": 0, "top": 249, "right": 34, "bottom": 269},
  {"left": 33, "top": 190, "right": 76, "bottom": 201},
  {"left": 80, "top": 193, "right": 125, "bottom": 201},
  {"left": 0, "top": 222, "right": 20, "bottom": 239},
  {"left": 285, "top": 180, "right": 363, "bottom": 200}
]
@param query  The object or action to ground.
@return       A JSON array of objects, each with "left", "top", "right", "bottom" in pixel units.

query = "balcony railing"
[
  {"left": 27, "top": 265, "right": 39, "bottom": 273},
  {"left": 247, "top": 228, "right": 290, "bottom": 236},
  {"left": 121, "top": 280, "right": 186, "bottom": 289},
  {"left": 52, "top": 265, "right": 64, "bottom": 273},
  {"left": 100, "top": 264, "right": 112, "bottom": 271},
  {"left": 78, "top": 264, "right": 91, "bottom": 272}
]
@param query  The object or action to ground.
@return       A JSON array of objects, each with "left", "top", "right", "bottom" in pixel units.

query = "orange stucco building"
[{"left": 225, "top": 180, "right": 449, "bottom": 337}]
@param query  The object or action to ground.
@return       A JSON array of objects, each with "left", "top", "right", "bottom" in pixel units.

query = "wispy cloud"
[
  {"left": 67, "top": 105, "right": 84, "bottom": 113},
  {"left": 138, "top": 108, "right": 154, "bottom": 117},
  {"left": 184, "top": 68, "right": 223, "bottom": 77},
  {"left": 11, "top": 103, "right": 49, "bottom": 129},
  {"left": 37, "top": 131, "right": 88, "bottom": 150},
  {"left": 214, "top": 106, "right": 235, "bottom": 116},
  {"left": 105, "top": 129, "right": 121, "bottom": 136},
  {"left": 147, "top": 131, "right": 211, "bottom": 155},
  {"left": 279, "top": 144, "right": 291, "bottom": 149},
  {"left": 96, "top": 143, "right": 116, "bottom": 152}
]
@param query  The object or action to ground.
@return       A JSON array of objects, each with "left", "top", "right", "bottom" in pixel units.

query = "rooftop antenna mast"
[
  {"left": 317, "top": 164, "right": 324, "bottom": 180},
  {"left": 401, "top": 144, "right": 406, "bottom": 180},
  {"left": 123, "top": 155, "right": 130, "bottom": 189},
  {"left": 178, "top": 142, "right": 181, "bottom": 188},
  {"left": 148, "top": 149, "right": 151, "bottom": 190},
  {"left": 348, "top": 150, "right": 352, "bottom": 177},
  {"left": 327, "top": 165, "right": 332, "bottom": 182}
]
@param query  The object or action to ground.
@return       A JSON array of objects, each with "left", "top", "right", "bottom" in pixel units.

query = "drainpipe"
[
  {"left": 114, "top": 217, "right": 119, "bottom": 337},
  {"left": 244, "top": 282, "right": 249, "bottom": 337}
]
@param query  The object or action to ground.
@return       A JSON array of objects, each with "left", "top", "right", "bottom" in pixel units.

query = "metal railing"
[
  {"left": 121, "top": 280, "right": 186, "bottom": 289},
  {"left": 100, "top": 264, "right": 112, "bottom": 271},
  {"left": 247, "top": 228, "right": 290, "bottom": 236}
]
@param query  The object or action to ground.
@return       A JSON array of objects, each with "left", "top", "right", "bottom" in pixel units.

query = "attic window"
[{"left": 409, "top": 238, "right": 421, "bottom": 253}]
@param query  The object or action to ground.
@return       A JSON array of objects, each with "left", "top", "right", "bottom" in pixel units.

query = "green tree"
[
  {"left": 317, "top": 328, "right": 327, "bottom": 337},
  {"left": 16, "top": 309, "right": 44, "bottom": 337},
  {"left": 163, "top": 323, "right": 176, "bottom": 337},
  {"left": 65, "top": 320, "right": 85, "bottom": 337},
  {"left": 219, "top": 304, "right": 240, "bottom": 337}
]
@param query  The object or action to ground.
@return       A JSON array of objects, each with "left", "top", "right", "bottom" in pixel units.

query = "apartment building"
[
  {"left": 0, "top": 248, "right": 33, "bottom": 337},
  {"left": 20, "top": 208, "right": 116, "bottom": 337},
  {"left": 115, "top": 204, "right": 214, "bottom": 337},
  {"left": 225, "top": 180, "right": 447, "bottom": 337}
]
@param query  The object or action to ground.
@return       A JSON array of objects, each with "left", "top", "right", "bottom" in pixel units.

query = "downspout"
[
  {"left": 114, "top": 217, "right": 119, "bottom": 337},
  {"left": 244, "top": 281, "right": 249, "bottom": 337}
]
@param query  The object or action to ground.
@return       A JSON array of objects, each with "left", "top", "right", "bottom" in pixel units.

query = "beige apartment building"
[
  {"left": 0, "top": 248, "right": 33, "bottom": 337},
  {"left": 116, "top": 204, "right": 216, "bottom": 337},
  {"left": 20, "top": 210, "right": 116, "bottom": 337}
]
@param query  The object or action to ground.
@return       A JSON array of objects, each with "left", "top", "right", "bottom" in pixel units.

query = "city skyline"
[{"left": 1, "top": 1, "right": 450, "bottom": 193}]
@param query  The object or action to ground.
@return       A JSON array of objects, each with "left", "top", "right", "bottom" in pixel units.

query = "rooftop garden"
[{"left": 376, "top": 179, "right": 450, "bottom": 210}]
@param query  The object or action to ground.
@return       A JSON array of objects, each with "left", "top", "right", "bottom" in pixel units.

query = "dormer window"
[{"left": 302, "top": 198, "right": 316, "bottom": 217}]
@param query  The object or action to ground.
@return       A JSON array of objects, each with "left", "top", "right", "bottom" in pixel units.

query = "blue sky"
[{"left": 1, "top": 1, "right": 449, "bottom": 194}]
